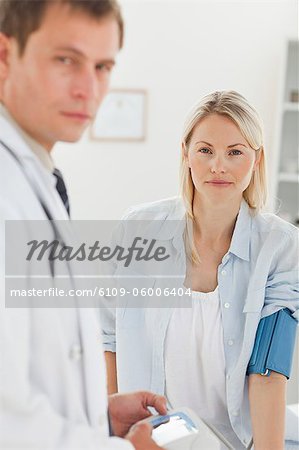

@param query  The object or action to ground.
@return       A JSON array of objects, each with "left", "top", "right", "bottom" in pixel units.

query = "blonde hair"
[{"left": 180, "top": 90, "right": 267, "bottom": 263}]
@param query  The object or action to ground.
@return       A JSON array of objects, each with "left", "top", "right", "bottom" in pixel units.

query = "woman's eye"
[
  {"left": 229, "top": 149, "right": 242, "bottom": 156},
  {"left": 199, "top": 147, "right": 212, "bottom": 154}
]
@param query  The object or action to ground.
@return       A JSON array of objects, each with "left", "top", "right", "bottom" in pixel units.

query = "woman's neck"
[{"left": 192, "top": 194, "right": 242, "bottom": 245}]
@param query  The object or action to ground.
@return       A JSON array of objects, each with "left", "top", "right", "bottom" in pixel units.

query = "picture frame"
[{"left": 90, "top": 89, "right": 147, "bottom": 141}]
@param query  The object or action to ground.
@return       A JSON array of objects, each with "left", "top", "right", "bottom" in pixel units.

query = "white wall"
[{"left": 53, "top": 0, "right": 298, "bottom": 220}]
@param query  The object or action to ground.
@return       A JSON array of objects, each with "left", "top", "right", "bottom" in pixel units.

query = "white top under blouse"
[{"left": 164, "top": 287, "right": 236, "bottom": 446}]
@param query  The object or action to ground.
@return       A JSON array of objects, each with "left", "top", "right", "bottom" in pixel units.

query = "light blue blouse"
[{"left": 101, "top": 197, "right": 299, "bottom": 449}]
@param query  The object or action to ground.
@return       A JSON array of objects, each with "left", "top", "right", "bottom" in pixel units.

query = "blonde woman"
[{"left": 102, "top": 91, "right": 298, "bottom": 450}]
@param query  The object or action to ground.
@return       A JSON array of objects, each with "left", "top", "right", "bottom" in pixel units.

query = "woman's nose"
[{"left": 210, "top": 155, "right": 227, "bottom": 174}]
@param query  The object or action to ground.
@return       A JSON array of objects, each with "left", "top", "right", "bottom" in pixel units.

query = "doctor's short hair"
[
  {"left": 180, "top": 90, "right": 267, "bottom": 218},
  {"left": 0, "top": 0, "right": 124, "bottom": 54}
]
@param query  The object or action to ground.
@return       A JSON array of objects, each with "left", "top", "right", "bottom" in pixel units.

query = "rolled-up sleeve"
[
  {"left": 101, "top": 307, "right": 117, "bottom": 352},
  {"left": 262, "top": 231, "right": 299, "bottom": 320}
]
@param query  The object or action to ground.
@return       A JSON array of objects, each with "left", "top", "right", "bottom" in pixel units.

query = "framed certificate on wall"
[{"left": 90, "top": 89, "right": 147, "bottom": 141}]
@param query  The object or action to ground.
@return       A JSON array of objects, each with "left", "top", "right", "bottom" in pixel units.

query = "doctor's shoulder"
[{"left": 121, "top": 196, "right": 185, "bottom": 222}]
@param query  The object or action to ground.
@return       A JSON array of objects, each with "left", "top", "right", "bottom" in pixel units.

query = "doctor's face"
[{"left": 1, "top": 3, "right": 120, "bottom": 150}]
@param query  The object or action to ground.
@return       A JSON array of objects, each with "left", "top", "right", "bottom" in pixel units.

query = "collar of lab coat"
[
  {"left": 0, "top": 103, "right": 54, "bottom": 172},
  {"left": 0, "top": 114, "right": 72, "bottom": 235},
  {"left": 0, "top": 114, "right": 56, "bottom": 186}
]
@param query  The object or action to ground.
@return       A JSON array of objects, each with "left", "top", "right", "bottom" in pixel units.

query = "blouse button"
[
  {"left": 224, "top": 302, "right": 230, "bottom": 308},
  {"left": 221, "top": 269, "right": 227, "bottom": 276},
  {"left": 228, "top": 339, "right": 234, "bottom": 346}
]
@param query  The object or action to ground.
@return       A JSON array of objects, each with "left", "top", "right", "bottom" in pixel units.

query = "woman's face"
[{"left": 185, "top": 114, "right": 260, "bottom": 206}]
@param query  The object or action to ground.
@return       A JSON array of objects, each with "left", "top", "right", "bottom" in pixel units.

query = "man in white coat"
[{"left": 0, "top": 1, "right": 166, "bottom": 448}]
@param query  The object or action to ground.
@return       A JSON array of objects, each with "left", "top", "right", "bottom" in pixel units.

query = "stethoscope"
[{"left": 0, "top": 138, "right": 69, "bottom": 277}]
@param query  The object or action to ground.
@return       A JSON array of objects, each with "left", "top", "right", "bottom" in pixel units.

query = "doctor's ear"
[{"left": 0, "top": 33, "right": 11, "bottom": 81}]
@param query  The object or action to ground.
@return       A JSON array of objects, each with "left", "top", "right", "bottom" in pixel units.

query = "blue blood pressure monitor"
[{"left": 147, "top": 408, "right": 234, "bottom": 450}]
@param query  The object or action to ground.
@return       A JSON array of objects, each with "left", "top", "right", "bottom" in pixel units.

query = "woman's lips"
[{"left": 206, "top": 180, "right": 233, "bottom": 186}]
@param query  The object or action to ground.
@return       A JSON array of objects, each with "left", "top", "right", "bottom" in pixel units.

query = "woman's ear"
[
  {"left": 253, "top": 148, "right": 262, "bottom": 171},
  {"left": 182, "top": 142, "right": 190, "bottom": 168},
  {"left": 181, "top": 142, "right": 190, "bottom": 166}
]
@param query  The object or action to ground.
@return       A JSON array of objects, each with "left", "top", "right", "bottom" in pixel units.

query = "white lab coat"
[{"left": 0, "top": 115, "right": 133, "bottom": 449}]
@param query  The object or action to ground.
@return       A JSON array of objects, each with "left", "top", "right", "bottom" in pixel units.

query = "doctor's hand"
[
  {"left": 125, "top": 420, "right": 166, "bottom": 450},
  {"left": 108, "top": 390, "right": 167, "bottom": 438}
]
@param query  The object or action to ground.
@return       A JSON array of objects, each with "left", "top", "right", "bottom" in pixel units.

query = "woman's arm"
[
  {"left": 105, "top": 351, "right": 118, "bottom": 394},
  {"left": 248, "top": 371, "right": 286, "bottom": 450}
]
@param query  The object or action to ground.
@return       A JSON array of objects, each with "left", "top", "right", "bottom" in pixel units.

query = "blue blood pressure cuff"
[{"left": 247, "top": 308, "right": 298, "bottom": 379}]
